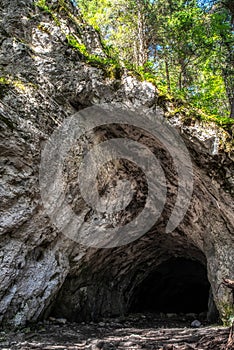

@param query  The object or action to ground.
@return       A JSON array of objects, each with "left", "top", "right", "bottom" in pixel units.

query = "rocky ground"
[{"left": 0, "top": 314, "right": 232, "bottom": 350}]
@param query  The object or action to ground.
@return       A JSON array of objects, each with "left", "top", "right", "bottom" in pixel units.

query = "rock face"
[{"left": 0, "top": 0, "right": 233, "bottom": 327}]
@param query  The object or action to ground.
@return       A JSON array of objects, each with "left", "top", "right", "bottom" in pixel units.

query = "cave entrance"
[{"left": 129, "top": 258, "right": 210, "bottom": 314}]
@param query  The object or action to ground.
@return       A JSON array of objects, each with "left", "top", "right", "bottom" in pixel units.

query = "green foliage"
[
  {"left": 219, "top": 302, "right": 234, "bottom": 326},
  {"left": 0, "top": 77, "right": 10, "bottom": 99},
  {"left": 0, "top": 77, "right": 9, "bottom": 84},
  {"left": 77, "top": 0, "right": 233, "bottom": 122},
  {"left": 37, "top": 23, "right": 51, "bottom": 34},
  {"left": 66, "top": 34, "right": 121, "bottom": 77},
  {"left": 35, "top": 1, "right": 61, "bottom": 25},
  {"left": 35, "top": 0, "right": 51, "bottom": 13},
  {"left": 66, "top": 34, "right": 88, "bottom": 55},
  {"left": 34, "top": 1, "right": 233, "bottom": 127},
  {"left": 198, "top": 113, "right": 234, "bottom": 129},
  {"left": 0, "top": 75, "right": 37, "bottom": 94},
  {"left": 0, "top": 76, "right": 26, "bottom": 91},
  {"left": 35, "top": 1, "right": 122, "bottom": 79}
]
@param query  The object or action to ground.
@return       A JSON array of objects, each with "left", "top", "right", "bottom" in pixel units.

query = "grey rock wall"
[{"left": 0, "top": 0, "right": 233, "bottom": 327}]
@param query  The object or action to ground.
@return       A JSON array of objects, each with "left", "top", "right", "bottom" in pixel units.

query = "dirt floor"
[{"left": 0, "top": 314, "right": 232, "bottom": 350}]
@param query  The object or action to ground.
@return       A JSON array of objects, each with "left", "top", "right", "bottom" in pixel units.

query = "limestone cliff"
[{"left": 0, "top": 0, "right": 233, "bottom": 327}]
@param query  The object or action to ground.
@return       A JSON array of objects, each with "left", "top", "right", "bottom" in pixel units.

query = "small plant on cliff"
[
  {"left": 219, "top": 302, "right": 234, "bottom": 327},
  {"left": 35, "top": 0, "right": 51, "bottom": 13}
]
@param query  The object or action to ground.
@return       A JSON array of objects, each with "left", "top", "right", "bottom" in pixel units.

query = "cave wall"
[{"left": 0, "top": 0, "right": 233, "bottom": 327}]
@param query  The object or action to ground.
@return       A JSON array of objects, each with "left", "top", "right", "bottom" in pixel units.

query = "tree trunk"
[
  {"left": 133, "top": 40, "right": 138, "bottom": 66},
  {"left": 230, "top": 97, "right": 234, "bottom": 119},
  {"left": 165, "top": 60, "right": 171, "bottom": 93},
  {"left": 178, "top": 58, "right": 186, "bottom": 90},
  {"left": 223, "top": 0, "right": 234, "bottom": 30},
  {"left": 178, "top": 70, "right": 182, "bottom": 90},
  {"left": 137, "top": 0, "right": 147, "bottom": 66},
  {"left": 223, "top": 67, "right": 234, "bottom": 119}
]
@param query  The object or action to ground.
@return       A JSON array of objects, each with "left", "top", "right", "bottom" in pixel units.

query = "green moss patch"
[{"left": 219, "top": 302, "right": 234, "bottom": 326}]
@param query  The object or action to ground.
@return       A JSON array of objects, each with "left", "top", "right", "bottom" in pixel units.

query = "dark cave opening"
[{"left": 129, "top": 258, "right": 210, "bottom": 314}]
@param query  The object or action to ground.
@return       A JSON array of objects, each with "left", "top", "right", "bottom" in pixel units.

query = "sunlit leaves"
[{"left": 77, "top": 0, "right": 233, "bottom": 118}]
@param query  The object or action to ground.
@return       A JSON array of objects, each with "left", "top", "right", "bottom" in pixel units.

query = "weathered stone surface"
[{"left": 0, "top": 0, "right": 233, "bottom": 327}]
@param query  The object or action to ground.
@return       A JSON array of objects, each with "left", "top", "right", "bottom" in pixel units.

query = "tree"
[
  {"left": 211, "top": 0, "right": 234, "bottom": 118},
  {"left": 77, "top": 0, "right": 233, "bottom": 119}
]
